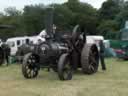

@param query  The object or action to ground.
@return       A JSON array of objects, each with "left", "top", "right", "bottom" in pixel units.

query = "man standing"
[
  {"left": 99, "top": 40, "right": 106, "bottom": 70},
  {"left": 1, "top": 43, "right": 10, "bottom": 66}
]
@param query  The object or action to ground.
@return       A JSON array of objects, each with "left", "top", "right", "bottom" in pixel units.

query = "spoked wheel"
[
  {"left": 22, "top": 53, "right": 39, "bottom": 79},
  {"left": 0, "top": 48, "right": 4, "bottom": 65},
  {"left": 81, "top": 44, "right": 99, "bottom": 74},
  {"left": 58, "top": 53, "right": 73, "bottom": 81}
]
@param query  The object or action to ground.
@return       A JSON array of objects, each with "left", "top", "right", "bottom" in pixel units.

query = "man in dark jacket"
[
  {"left": 99, "top": 40, "right": 106, "bottom": 70},
  {"left": 1, "top": 43, "right": 10, "bottom": 66}
]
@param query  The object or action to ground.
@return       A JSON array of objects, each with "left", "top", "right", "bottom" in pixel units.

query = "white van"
[
  {"left": 6, "top": 37, "right": 29, "bottom": 56},
  {"left": 6, "top": 36, "right": 46, "bottom": 56}
]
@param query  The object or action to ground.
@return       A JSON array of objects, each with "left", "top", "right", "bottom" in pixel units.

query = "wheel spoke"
[
  {"left": 25, "top": 65, "right": 29, "bottom": 70},
  {"left": 33, "top": 70, "right": 36, "bottom": 76},
  {"left": 89, "top": 50, "right": 97, "bottom": 64},
  {"left": 89, "top": 64, "right": 95, "bottom": 72},
  {"left": 63, "top": 64, "right": 72, "bottom": 79},
  {"left": 30, "top": 70, "right": 34, "bottom": 78},
  {"left": 34, "top": 67, "right": 38, "bottom": 71},
  {"left": 27, "top": 59, "right": 32, "bottom": 64},
  {"left": 27, "top": 69, "right": 31, "bottom": 78},
  {"left": 90, "top": 56, "right": 97, "bottom": 65},
  {"left": 63, "top": 69, "right": 70, "bottom": 79}
]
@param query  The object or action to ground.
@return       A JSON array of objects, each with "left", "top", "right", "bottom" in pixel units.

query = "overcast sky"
[{"left": 0, "top": 0, "right": 106, "bottom": 12}]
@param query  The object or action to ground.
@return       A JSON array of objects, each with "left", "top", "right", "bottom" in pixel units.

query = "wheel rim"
[{"left": 24, "top": 55, "right": 38, "bottom": 78}]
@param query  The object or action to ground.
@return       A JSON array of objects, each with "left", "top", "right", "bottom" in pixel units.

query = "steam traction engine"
[
  {"left": 22, "top": 8, "right": 99, "bottom": 80},
  {"left": 22, "top": 25, "right": 99, "bottom": 80}
]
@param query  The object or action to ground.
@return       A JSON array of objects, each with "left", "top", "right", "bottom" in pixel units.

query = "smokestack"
[{"left": 45, "top": 7, "right": 54, "bottom": 38}]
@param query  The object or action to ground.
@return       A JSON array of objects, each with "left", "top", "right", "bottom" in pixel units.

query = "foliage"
[
  {"left": 99, "top": 0, "right": 120, "bottom": 20},
  {"left": 115, "top": 1, "right": 128, "bottom": 28},
  {"left": 97, "top": 20, "right": 120, "bottom": 39},
  {"left": 0, "top": 0, "right": 127, "bottom": 40},
  {"left": 0, "top": 7, "right": 22, "bottom": 40},
  {"left": 22, "top": 4, "right": 45, "bottom": 35}
]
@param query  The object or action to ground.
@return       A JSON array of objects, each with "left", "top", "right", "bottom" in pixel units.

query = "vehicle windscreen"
[{"left": 7, "top": 41, "right": 15, "bottom": 47}]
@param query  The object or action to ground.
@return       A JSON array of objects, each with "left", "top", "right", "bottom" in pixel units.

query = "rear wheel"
[
  {"left": 58, "top": 53, "right": 73, "bottom": 80},
  {"left": 81, "top": 44, "right": 99, "bottom": 74},
  {"left": 22, "top": 53, "right": 39, "bottom": 79}
]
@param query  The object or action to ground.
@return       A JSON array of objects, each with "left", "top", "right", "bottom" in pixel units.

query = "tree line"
[{"left": 0, "top": 0, "right": 127, "bottom": 40}]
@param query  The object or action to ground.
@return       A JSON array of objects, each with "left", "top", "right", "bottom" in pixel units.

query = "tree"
[
  {"left": 97, "top": 0, "right": 123, "bottom": 38},
  {"left": 22, "top": 4, "right": 45, "bottom": 35},
  {"left": 0, "top": 0, "right": 99, "bottom": 39},
  {"left": 68, "top": 0, "right": 79, "bottom": 3},
  {"left": 115, "top": 1, "right": 128, "bottom": 28},
  {"left": 97, "top": 20, "right": 120, "bottom": 39},
  {"left": 0, "top": 7, "right": 22, "bottom": 39},
  {"left": 99, "top": 0, "right": 120, "bottom": 20},
  {"left": 69, "top": 1, "right": 98, "bottom": 34},
  {"left": 4, "top": 7, "right": 22, "bottom": 16},
  {"left": 54, "top": 4, "right": 74, "bottom": 32},
  {"left": 112, "top": 0, "right": 124, "bottom": 7}
]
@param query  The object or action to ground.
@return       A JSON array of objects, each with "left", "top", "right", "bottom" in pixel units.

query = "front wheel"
[
  {"left": 58, "top": 53, "right": 73, "bottom": 81},
  {"left": 22, "top": 53, "right": 39, "bottom": 79}
]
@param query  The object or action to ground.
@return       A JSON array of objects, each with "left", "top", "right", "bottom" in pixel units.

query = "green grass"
[{"left": 0, "top": 58, "right": 128, "bottom": 96}]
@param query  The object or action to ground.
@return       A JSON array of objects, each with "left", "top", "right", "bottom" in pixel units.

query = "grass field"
[{"left": 0, "top": 58, "right": 128, "bottom": 96}]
